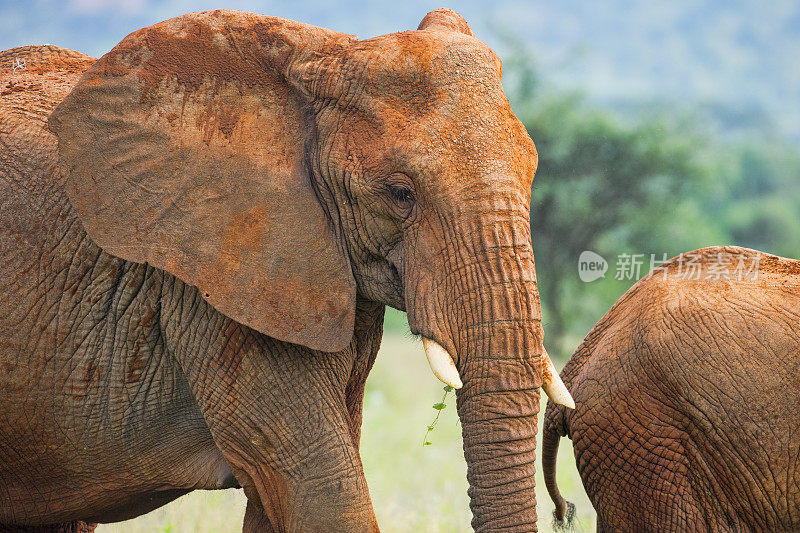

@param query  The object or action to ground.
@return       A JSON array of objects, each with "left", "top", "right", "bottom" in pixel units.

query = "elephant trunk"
[
  {"left": 447, "top": 219, "right": 545, "bottom": 532},
  {"left": 408, "top": 201, "right": 574, "bottom": 530},
  {"left": 456, "top": 319, "right": 542, "bottom": 531}
]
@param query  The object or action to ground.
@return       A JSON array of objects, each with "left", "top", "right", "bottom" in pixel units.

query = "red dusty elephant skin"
[
  {"left": 0, "top": 8, "right": 572, "bottom": 532},
  {"left": 543, "top": 246, "right": 800, "bottom": 532}
]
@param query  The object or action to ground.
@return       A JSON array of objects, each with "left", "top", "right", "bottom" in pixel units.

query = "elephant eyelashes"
[
  {"left": 388, "top": 184, "right": 414, "bottom": 204},
  {"left": 384, "top": 174, "right": 416, "bottom": 213}
]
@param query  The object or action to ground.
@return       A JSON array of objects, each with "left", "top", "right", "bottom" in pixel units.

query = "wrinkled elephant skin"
[
  {"left": 0, "top": 8, "right": 547, "bottom": 532},
  {"left": 543, "top": 246, "right": 800, "bottom": 532}
]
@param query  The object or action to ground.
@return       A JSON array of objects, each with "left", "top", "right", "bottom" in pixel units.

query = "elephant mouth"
[{"left": 421, "top": 336, "right": 575, "bottom": 408}]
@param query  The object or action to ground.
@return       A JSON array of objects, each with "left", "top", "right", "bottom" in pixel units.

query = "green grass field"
[{"left": 98, "top": 330, "right": 595, "bottom": 532}]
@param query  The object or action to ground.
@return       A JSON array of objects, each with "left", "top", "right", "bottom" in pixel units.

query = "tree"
[{"left": 504, "top": 52, "right": 722, "bottom": 357}]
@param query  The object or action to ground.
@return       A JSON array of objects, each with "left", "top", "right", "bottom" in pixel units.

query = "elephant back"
[
  {"left": 1, "top": 45, "right": 95, "bottom": 130},
  {"left": 0, "top": 45, "right": 96, "bottom": 252}
]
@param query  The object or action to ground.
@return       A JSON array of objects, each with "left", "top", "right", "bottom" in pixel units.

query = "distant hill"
[{"left": 2, "top": 0, "right": 798, "bottom": 142}]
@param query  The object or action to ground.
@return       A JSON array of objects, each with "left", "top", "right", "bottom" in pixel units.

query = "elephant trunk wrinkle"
[{"left": 444, "top": 243, "right": 543, "bottom": 532}]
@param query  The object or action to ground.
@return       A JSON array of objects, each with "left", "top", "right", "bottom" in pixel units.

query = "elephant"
[
  {"left": 542, "top": 246, "right": 800, "bottom": 532},
  {"left": 0, "top": 8, "right": 574, "bottom": 532}
]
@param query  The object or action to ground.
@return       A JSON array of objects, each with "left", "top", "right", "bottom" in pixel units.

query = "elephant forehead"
[
  {"left": 382, "top": 97, "right": 538, "bottom": 192},
  {"left": 344, "top": 32, "right": 535, "bottom": 179},
  {"left": 422, "top": 118, "right": 534, "bottom": 182},
  {"left": 349, "top": 30, "right": 503, "bottom": 108}
]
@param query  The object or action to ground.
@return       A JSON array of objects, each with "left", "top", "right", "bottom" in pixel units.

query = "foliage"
[
  {"left": 501, "top": 46, "right": 800, "bottom": 359},
  {"left": 422, "top": 385, "right": 453, "bottom": 446}
]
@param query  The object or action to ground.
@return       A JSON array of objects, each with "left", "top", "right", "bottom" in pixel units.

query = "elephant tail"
[{"left": 542, "top": 401, "right": 576, "bottom": 530}]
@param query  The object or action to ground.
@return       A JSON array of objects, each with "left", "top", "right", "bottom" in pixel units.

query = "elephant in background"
[
  {"left": 543, "top": 246, "right": 800, "bottom": 532},
  {"left": 0, "top": 8, "right": 572, "bottom": 532}
]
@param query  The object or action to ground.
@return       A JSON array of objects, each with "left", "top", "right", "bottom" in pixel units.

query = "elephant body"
[
  {"left": 0, "top": 44, "right": 384, "bottom": 529},
  {"left": 543, "top": 246, "right": 800, "bottom": 532},
  {"left": 1, "top": 8, "right": 560, "bottom": 532}
]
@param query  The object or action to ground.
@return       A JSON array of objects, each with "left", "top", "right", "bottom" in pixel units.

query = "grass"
[{"left": 98, "top": 326, "right": 595, "bottom": 532}]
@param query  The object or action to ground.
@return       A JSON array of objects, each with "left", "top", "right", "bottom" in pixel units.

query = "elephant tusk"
[
  {"left": 422, "top": 337, "right": 463, "bottom": 390},
  {"left": 542, "top": 350, "right": 575, "bottom": 409}
]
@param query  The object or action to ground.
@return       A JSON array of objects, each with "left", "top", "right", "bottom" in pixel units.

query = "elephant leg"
[
  {"left": 196, "top": 352, "right": 377, "bottom": 533},
  {"left": 590, "top": 441, "right": 709, "bottom": 531},
  {"left": 574, "top": 400, "right": 710, "bottom": 531},
  {"left": 196, "top": 372, "right": 376, "bottom": 532},
  {"left": 341, "top": 300, "right": 383, "bottom": 449},
  {"left": 0, "top": 522, "right": 96, "bottom": 533},
  {"left": 166, "top": 294, "right": 383, "bottom": 532},
  {"left": 592, "top": 475, "right": 707, "bottom": 532}
]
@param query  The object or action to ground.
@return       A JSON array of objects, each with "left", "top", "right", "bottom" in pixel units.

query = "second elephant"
[{"left": 543, "top": 246, "right": 800, "bottom": 532}]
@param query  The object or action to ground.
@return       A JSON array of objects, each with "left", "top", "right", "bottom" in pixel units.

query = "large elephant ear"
[{"left": 48, "top": 10, "right": 358, "bottom": 352}]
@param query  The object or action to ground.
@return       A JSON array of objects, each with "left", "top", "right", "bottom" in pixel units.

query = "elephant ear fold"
[
  {"left": 417, "top": 8, "right": 474, "bottom": 36},
  {"left": 48, "top": 10, "right": 357, "bottom": 352}
]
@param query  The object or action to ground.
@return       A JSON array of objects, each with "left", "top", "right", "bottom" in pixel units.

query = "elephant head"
[{"left": 48, "top": 8, "right": 572, "bottom": 530}]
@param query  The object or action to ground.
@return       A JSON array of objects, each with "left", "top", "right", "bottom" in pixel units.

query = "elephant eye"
[
  {"left": 385, "top": 174, "right": 415, "bottom": 209},
  {"left": 388, "top": 184, "right": 414, "bottom": 203}
]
